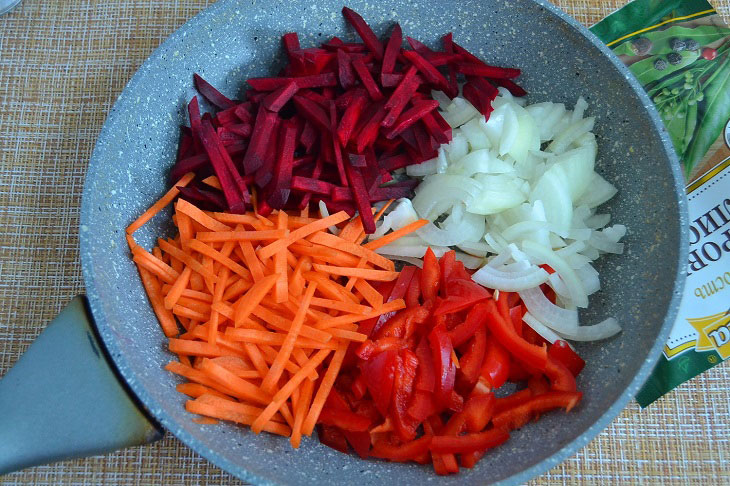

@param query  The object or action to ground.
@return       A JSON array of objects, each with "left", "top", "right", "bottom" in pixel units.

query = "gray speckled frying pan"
[{"left": 0, "top": 0, "right": 688, "bottom": 484}]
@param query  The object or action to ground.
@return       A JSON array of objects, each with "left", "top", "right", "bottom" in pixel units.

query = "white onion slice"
[
  {"left": 519, "top": 287, "right": 579, "bottom": 334},
  {"left": 557, "top": 317, "right": 621, "bottom": 341},
  {"left": 522, "top": 312, "right": 562, "bottom": 344},
  {"left": 412, "top": 174, "right": 483, "bottom": 219},
  {"left": 458, "top": 241, "right": 491, "bottom": 257},
  {"left": 521, "top": 240, "right": 589, "bottom": 308},
  {"left": 472, "top": 264, "right": 549, "bottom": 291},
  {"left": 381, "top": 255, "right": 423, "bottom": 268},
  {"left": 454, "top": 252, "right": 484, "bottom": 269}
]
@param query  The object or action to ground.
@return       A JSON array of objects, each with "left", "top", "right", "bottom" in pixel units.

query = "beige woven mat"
[{"left": 1, "top": 1, "right": 729, "bottom": 484}]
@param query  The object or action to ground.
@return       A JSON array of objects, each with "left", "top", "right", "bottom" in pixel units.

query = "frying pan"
[{"left": 0, "top": 0, "right": 688, "bottom": 484}]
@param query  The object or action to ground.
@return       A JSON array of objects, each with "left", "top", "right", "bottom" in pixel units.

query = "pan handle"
[{"left": 0, "top": 296, "right": 164, "bottom": 474}]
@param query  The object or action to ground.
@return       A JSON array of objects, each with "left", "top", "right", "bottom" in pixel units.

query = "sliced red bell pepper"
[
  {"left": 492, "top": 391, "right": 582, "bottom": 430},
  {"left": 439, "top": 250, "right": 456, "bottom": 295},
  {"left": 391, "top": 350, "right": 419, "bottom": 441},
  {"left": 414, "top": 337, "right": 436, "bottom": 392},
  {"left": 426, "top": 415, "right": 459, "bottom": 474},
  {"left": 351, "top": 373, "right": 368, "bottom": 400},
  {"left": 434, "top": 279, "right": 491, "bottom": 316},
  {"left": 548, "top": 340, "right": 585, "bottom": 377},
  {"left": 317, "top": 424, "right": 349, "bottom": 454},
  {"left": 509, "top": 304, "right": 524, "bottom": 337},
  {"left": 545, "top": 356, "right": 577, "bottom": 392},
  {"left": 407, "top": 390, "right": 436, "bottom": 422},
  {"left": 480, "top": 336, "right": 511, "bottom": 389},
  {"left": 428, "top": 323, "right": 456, "bottom": 410},
  {"left": 449, "top": 302, "right": 489, "bottom": 347},
  {"left": 356, "top": 336, "right": 406, "bottom": 360},
  {"left": 371, "top": 435, "right": 433, "bottom": 462},
  {"left": 421, "top": 247, "right": 440, "bottom": 302},
  {"left": 375, "top": 306, "right": 431, "bottom": 340},
  {"left": 463, "top": 391, "right": 495, "bottom": 433},
  {"left": 343, "top": 430, "right": 371, "bottom": 459},
  {"left": 458, "top": 327, "right": 487, "bottom": 389},
  {"left": 318, "top": 407, "right": 373, "bottom": 432},
  {"left": 460, "top": 450, "right": 485, "bottom": 469},
  {"left": 507, "top": 357, "right": 531, "bottom": 382},
  {"left": 405, "top": 268, "right": 421, "bottom": 308},
  {"left": 483, "top": 300, "right": 548, "bottom": 371},
  {"left": 493, "top": 388, "right": 533, "bottom": 415},
  {"left": 430, "top": 427, "right": 510, "bottom": 454},
  {"left": 360, "top": 349, "right": 397, "bottom": 416}
]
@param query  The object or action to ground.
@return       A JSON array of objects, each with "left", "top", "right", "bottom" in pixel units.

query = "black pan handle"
[{"left": 0, "top": 296, "right": 164, "bottom": 474}]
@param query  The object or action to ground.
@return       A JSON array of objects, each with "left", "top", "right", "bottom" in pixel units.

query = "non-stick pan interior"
[{"left": 80, "top": 0, "right": 687, "bottom": 484}]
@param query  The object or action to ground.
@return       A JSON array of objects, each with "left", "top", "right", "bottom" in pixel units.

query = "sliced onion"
[
  {"left": 406, "top": 157, "right": 440, "bottom": 177},
  {"left": 472, "top": 264, "right": 549, "bottom": 291},
  {"left": 412, "top": 174, "right": 483, "bottom": 219},
  {"left": 588, "top": 230, "right": 624, "bottom": 254},
  {"left": 454, "top": 251, "right": 484, "bottom": 269},
  {"left": 522, "top": 312, "right": 562, "bottom": 344},
  {"left": 319, "top": 200, "right": 340, "bottom": 235},
  {"left": 381, "top": 255, "right": 423, "bottom": 268},
  {"left": 522, "top": 240, "right": 588, "bottom": 308},
  {"left": 557, "top": 317, "right": 621, "bottom": 341},
  {"left": 458, "top": 240, "right": 491, "bottom": 257},
  {"left": 519, "top": 287, "right": 579, "bottom": 334}
]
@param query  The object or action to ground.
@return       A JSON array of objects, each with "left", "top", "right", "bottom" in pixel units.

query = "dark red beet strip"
[
  {"left": 193, "top": 74, "right": 236, "bottom": 109},
  {"left": 342, "top": 7, "right": 384, "bottom": 61}
]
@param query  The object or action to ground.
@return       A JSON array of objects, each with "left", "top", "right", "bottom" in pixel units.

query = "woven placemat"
[{"left": 1, "top": 1, "right": 728, "bottom": 484}]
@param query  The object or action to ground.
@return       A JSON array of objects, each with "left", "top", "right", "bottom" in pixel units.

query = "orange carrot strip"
[
  {"left": 238, "top": 241, "right": 266, "bottom": 283},
  {"left": 126, "top": 172, "right": 195, "bottom": 234},
  {"left": 303, "top": 272, "right": 359, "bottom": 303},
  {"left": 315, "top": 299, "right": 406, "bottom": 330},
  {"left": 211, "top": 212, "right": 262, "bottom": 227},
  {"left": 344, "top": 256, "right": 368, "bottom": 291},
  {"left": 301, "top": 342, "right": 349, "bottom": 436},
  {"left": 221, "top": 277, "right": 253, "bottom": 302},
  {"left": 176, "top": 212, "right": 195, "bottom": 252},
  {"left": 132, "top": 247, "right": 180, "bottom": 281},
  {"left": 308, "top": 297, "right": 372, "bottom": 315},
  {"left": 161, "top": 286, "right": 213, "bottom": 303},
  {"left": 126, "top": 234, "right": 139, "bottom": 252},
  {"left": 233, "top": 274, "right": 279, "bottom": 326},
  {"left": 175, "top": 199, "right": 231, "bottom": 232},
  {"left": 290, "top": 378, "right": 315, "bottom": 448},
  {"left": 354, "top": 278, "right": 384, "bottom": 309},
  {"left": 188, "top": 239, "right": 251, "bottom": 280},
  {"left": 327, "top": 328, "right": 368, "bottom": 342},
  {"left": 165, "top": 362, "right": 240, "bottom": 397},
  {"left": 289, "top": 255, "right": 311, "bottom": 297},
  {"left": 274, "top": 210, "right": 289, "bottom": 303},
  {"left": 176, "top": 297, "right": 212, "bottom": 314},
  {"left": 137, "top": 266, "right": 179, "bottom": 337},
  {"left": 261, "top": 282, "right": 317, "bottom": 393},
  {"left": 172, "top": 305, "right": 208, "bottom": 322},
  {"left": 243, "top": 343, "right": 269, "bottom": 378},
  {"left": 288, "top": 216, "right": 318, "bottom": 228},
  {"left": 164, "top": 266, "right": 193, "bottom": 310},
  {"left": 192, "top": 417, "right": 219, "bottom": 425},
  {"left": 338, "top": 215, "right": 365, "bottom": 242},
  {"left": 250, "top": 348, "right": 331, "bottom": 434},
  {"left": 309, "top": 232, "right": 395, "bottom": 270},
  {"left": 363, "top": 219, "right": 429, "bottom": 251},
  {"left": 158, "top": 239, "right": 219, "bottom": 283},
  {"left": 169, "top": 338, "right": 222, "bottom": 357},
  {"left": 224, "top": 328, "right": 336, "bottom": 350},
  {"left": 176, "top": 383, "right": 231, "bottom": 400},
  {"left": 201, "top": 175, "right": 222, "bottom": 190},
  {"left": 311, "top": 264, "right": 399, "bottom": 282},
  {"left": 208, "top": 268, "right": 230, "bottom": 345},
  {"left": 195, "top": 229, "right": 286, "bottom": 242},
  {"left": 186, "top": 399, "right": 290, "bottom": 437},
  {"left": 199, "top": 358, "right": 272, "bottom": 405},
  {"left": 257, "top": 211, "right": 350, "bottom": 260},
  {"left": 250, "top": 306, "right": 331, "bottom": 343},
  {"left": 289, "top": 242, "right": 362, "bottom": 267}
]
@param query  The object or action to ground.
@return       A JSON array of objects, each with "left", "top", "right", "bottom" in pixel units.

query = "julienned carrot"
[
  {"left": 202, "top": 175, "right": 223, "bottom": 190},
  {"left": 129, "top": 195, "right": 428, "bottom": 446},
  {"left": 364, "top": 219, "right": 430, "bottom": 250},
  {"left": 127, "top": 172, "right": 195, "bottom": 234},
  {"left": 311, "top": 264, "right": 400, "bottom": 282}
]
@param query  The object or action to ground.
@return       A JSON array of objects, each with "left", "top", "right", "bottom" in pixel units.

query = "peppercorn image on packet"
[{"left": 591, "top": 0, "right": 730, "bottom": 407}]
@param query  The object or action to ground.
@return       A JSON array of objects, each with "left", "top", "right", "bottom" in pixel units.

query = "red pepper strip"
[
  {"left": 344, "top": 430, "right": 371, "bottom": 459},
  {"left": 325, "top": 387, "right": 351, "bottom": 410},
  {"left": 480, "top": 336, "right": 511, "bottom": 389},
  {"left": 421, "top": 247, "right": 440, "bottom": 301},
  {"left": 351, "top": 373, "right": 368, "bottom": 400},
  {"left": 375, "top": 306, "right": 430, "bottom": 340},
  {"left": 318, "top": 407, "right": 373, "bottom": 432},
  {"left": 494, "top": 388, "right": 533, "bottom": 415},
  {"left": 497, "top": 290, "right": 511, "bottom": 322},
  {"left": 492, "top": 391, "right": 583, "bottom": 430},
  {"left": 545, "top": 356, "right": 577, "bottom": 392},
  {"left": 428, "top": 323, "right": 456, "bottom": 410},
  {"left": 460, "top": 450, "right": 485, "bottom": 469},
  {"left": 317, "top": 424, "right": 349, "bottom": 453},
  {"left": 356, "top": 337, "right": 406, "bottom": 361},
  {"left": 431, "top": 427, "right": 510, "bottom": 454},
  {"left": 449, "top": 302, "right": 489, "bottom": 347},
  {"left": 364, "top": 266, "right": 416, "bottom": 337},
  {"left": 434, "top": 279, "right": 492, "bottom": 316},
  {"left": 421, "top": 419, "right": 447, "bottom": 474},
  {"left": 509, "top": 304, "right": 524, "bottom": 337},
  {"left": 463, "top": 391, "right": 496, "bottom": 433},
  {"left": 548, "top": 340, "right": 586, "bottom": 377},
  {"left": 370, "top": 435, "right": 433, "bottom": 462},
  {"left": 451, "top": 260, "right": 471, "bottom": 281},
  {"left": 508, "top": 358, "right": 531, "bottom": 382},
  {"left": 391, "top": 350, "right": 419, "bottom": 441},
  {"left": 439, "top": 250, "right": 456, "bottom": 295},
  {"left": 426, "top": 415, "right": 459, "bottom": 474},
  {"left": 405, "top": 268, "right": 421, "bottom": 308},
  {"left": 459, "top": 327, "right": 487, "bottom": 388},
  {"left": 527, "top": 375, "right": 550, "bottom": 396},
  {"left": 414, "top": 337, "right": 436, "bottom": 392},
  {"left": 484, "top": 299, "right": 548, "bottom": 371},
  {"left": 360, "top": 349, "right": 397, "bottom": 416},
  {"left": 407, "top": 390, "right": 436, "bottom": 421}
]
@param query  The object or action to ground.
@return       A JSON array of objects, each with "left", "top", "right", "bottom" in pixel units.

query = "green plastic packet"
[{"left": 591, "top": 0, "right": 730, "bottom": 407}]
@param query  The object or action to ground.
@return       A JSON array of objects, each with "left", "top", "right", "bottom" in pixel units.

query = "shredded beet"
[{"left": 170, "top": 7, "right": 524, "bottom": 232}]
